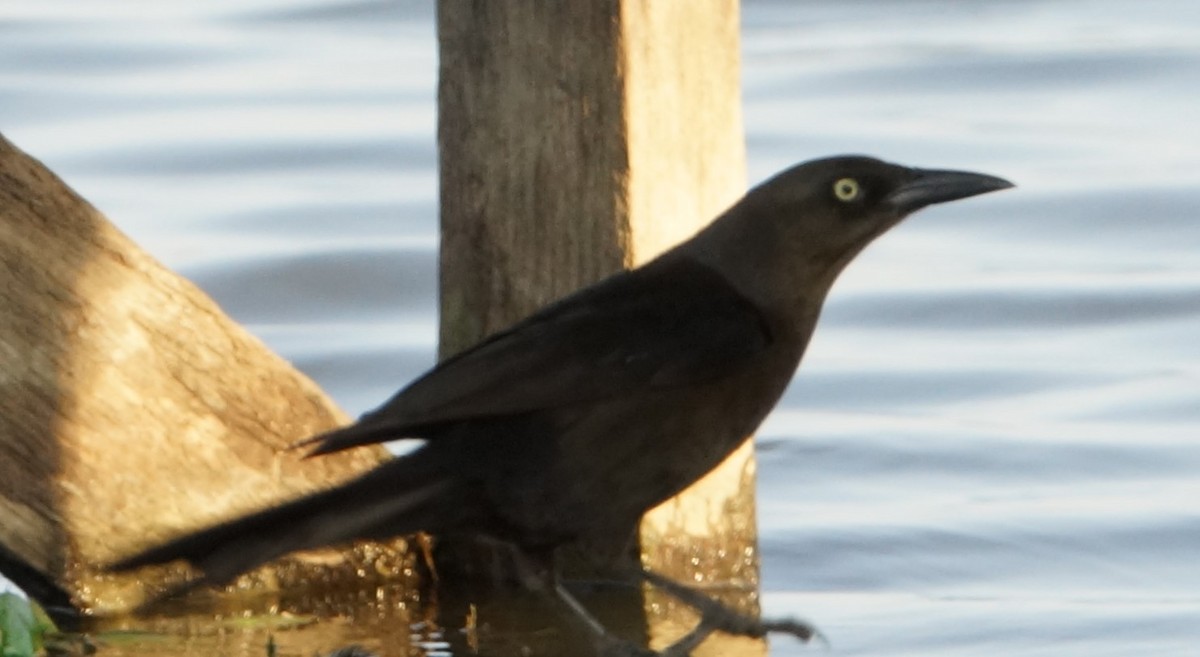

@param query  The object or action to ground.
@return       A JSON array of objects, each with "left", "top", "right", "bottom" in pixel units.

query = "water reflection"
[{"left": 90, "top": 579, "right": 759, "bottom": 657}]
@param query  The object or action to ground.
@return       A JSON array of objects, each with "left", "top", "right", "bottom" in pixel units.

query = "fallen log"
[{"left": 0, "top": 133, "right": 405, "bottom": 621}]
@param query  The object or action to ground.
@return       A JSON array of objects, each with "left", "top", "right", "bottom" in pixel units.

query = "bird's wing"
[{"left": 303, "top": 256, "right": 773, "bottom": 455}]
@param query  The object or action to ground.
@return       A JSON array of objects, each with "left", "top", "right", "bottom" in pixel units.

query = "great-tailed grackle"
[{"left": 112, "top": 155, "right": 1012, "bottom": 655}]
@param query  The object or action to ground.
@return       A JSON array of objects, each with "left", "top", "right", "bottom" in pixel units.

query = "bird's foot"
[
  {"left": 638, "top": 568, "right": 824, "bottom": 649},
  {"left": 698, "top": 607, "right": 825, "bottom": 646},
  {"left": 649, "top": 608, "right": 822, "bottom": 657}
]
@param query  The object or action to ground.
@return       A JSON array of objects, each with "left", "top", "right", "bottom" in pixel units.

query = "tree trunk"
[{"left": 0, "top": 134, "right": 407, "bottom": 621}]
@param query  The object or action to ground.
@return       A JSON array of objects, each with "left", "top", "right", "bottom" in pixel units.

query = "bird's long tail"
[{"left": 108, "top": 446, "right": 458, "bottom": 603}]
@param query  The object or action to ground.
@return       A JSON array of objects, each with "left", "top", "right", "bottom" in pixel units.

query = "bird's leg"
[
  {"left": 499, "top": 544, "right": 655, "bottom": 657},
  {"left": 634, "top": 567, "right": 823, "bottom": 648},
  {"left": 551, "top": 580, "right": 664, "bottom": 657},
  {"left": 485, "top": 541, "right": 800, "bottom": 656}
]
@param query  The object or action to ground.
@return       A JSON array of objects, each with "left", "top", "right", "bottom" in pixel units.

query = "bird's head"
[
  {"left": 751, "top": 155, "right": 1012, "bottom": 265},
  {"left": 687, "top": 155, "right": 1013, "bottom": 313}
]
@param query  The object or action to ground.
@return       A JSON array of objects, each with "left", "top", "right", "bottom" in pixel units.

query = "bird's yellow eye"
[{"left": 833, "top": 178, "right": 860, "bottom": 202}]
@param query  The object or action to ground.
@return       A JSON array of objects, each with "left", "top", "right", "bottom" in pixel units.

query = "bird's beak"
[{"left": 886, "top": 167, "right": 1014, "bottom": 214}]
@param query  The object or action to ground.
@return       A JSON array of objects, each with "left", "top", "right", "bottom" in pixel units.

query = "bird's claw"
[
  {"left": 760, "top": 617, "right": 827, "bottom": 646},
  {"left": 699, "top": 606, "right": 820, "bottom": 642}
]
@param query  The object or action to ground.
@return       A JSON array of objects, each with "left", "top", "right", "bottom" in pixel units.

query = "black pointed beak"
[{"left": 886, "top": 167, "right": 1014, "bottom": 214}]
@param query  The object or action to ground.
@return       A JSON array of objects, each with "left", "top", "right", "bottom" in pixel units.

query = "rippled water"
[{"left": 2, "top": 1, "right": 1198, "bottom": 655}]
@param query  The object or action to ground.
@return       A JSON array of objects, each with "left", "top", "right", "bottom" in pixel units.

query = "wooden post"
[
  {"left": 437, "top": 1, "right": 761, "bottom": 652},
  {"left": 0, "top": 134, "right": 408, "bottom": 620}
]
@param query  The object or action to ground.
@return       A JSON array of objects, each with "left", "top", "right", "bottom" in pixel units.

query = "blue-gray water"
[{"left": 3, "top": 1, "right": 1199, "bottom": 655}]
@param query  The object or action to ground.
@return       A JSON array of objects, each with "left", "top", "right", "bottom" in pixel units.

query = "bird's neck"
[{"left": 678, "top": 210, "right": 839, "bottom": 342}]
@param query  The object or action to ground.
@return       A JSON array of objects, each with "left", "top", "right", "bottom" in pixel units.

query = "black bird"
[{"left": 112, "top": 155, "right": 1011, "bottom": 654}]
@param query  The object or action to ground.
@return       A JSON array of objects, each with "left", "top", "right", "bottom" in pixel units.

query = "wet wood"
[
  {"left": 0, "top": 134, "right": 404, "bottom": 618},
  {"left": 437, "top": 0, "right": 760, "bottom": 651}
]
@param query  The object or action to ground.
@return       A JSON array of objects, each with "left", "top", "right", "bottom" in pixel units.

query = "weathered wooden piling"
[{"left": 437, "top": 1, "right": 762, "bottom": 652}]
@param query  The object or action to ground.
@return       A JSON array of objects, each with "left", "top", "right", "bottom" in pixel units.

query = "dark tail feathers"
[{"left": 109, "top": 447, "right": 457, "bottom": 601}]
